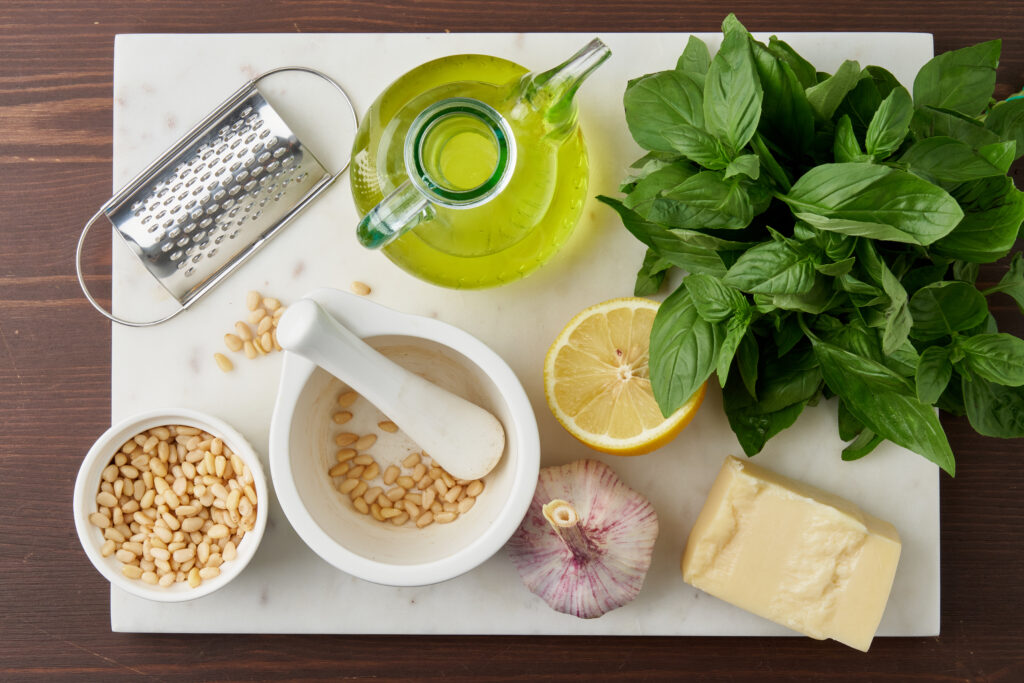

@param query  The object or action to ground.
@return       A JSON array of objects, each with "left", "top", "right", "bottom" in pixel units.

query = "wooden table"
[{"left": 2, "top": 1, "right": 1022, "bottom": 680}]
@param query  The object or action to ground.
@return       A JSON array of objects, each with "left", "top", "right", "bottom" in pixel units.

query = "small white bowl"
[
  {"left": 270, "top": 288, "right": 540, "bottom": 587},
  {"left": 73, "top": 408, "right": 269, "bottom": 602}
]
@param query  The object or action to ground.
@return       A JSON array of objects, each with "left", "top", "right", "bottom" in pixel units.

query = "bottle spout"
[{"left": 519, "top": 38, "right": 611, "bottom": 139}]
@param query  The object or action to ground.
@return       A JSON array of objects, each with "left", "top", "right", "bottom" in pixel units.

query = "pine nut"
[
  {"left": 346, "top": 465, "right": 365, "bottom": 479},
  {"left": 378, "top": 421, "right": 398, "bottom": 433},
  {"left": 259, "top": 332, "right": 273, "bottom": 353},
  {"left": 223, "top": 541, "right": 237, "bottom": 561},
  {"left": 337, "top": 391, "right": 359, "bottom": 408},
  {"left": 443, "top": 502, "right": 458, "bottom": 513},
  {"left": 362, "top": 463, "right": 380, "bottom": 480},
  {"left": 336, "top": 449, "right": 357, "bottom": 464},
  {"left": 377, "top": 495, "right": 392, "bottom": 509},
  {"left": 363, "top": 487, "right": 383, "bottom": 504},
  {"left": 380, "top": 507, "right": 402, "bottom": 519},
  {"left": 122, "top": 565, "right": 143, "bottom": 580},
  {"left": 197, "top": 541, "right": 210, "bottom": 565},
  {"left": 257, "top": 316, "right": 273, "bottom": 335},
  {"left": 371, "top": 503, "right": 384, "bottom": 521},
  {"left": 441, "top": 472, "right": 455, "bottom": 488},
  {"left": 173, "top": 547, "right": 195, "bottom": 563},
  {"left": 243, "top": 341, "right": 257, "bottom": 358},
  {"left": 434, "top": 479, "right": 448, "bottom": 496},
  {"left": 248, "top": 308, "right": 267, "bottom": 325},
  {"left": 386, "top": 487, "right": 406, "bottom": 502},
  {"left": 199, "top": 566, "right": 220, "bottom": 580},
  {"left": 457, "top": 497, "right": 475, "bottom": 514},
  {"left": 353, "top": 454, "right": 374, "bottom": 466},
  {"left": 116, "top": 549, "right": 136, "bottom": 563},
  {"left": 246, "top": 290, "right": 261, "bottom": 311},
  {"left": 181, "top": 517, "right": 204, "bottom": 533},
  {"left": 429, "top": 467, "right": 442, "bottom": 480},
  {"left": 102, "top": 464, "right": 118, "bottom": 482},
  {"left": 89, "top": 512, "right": 111, "bottom": 528},
  {"left": 435, "top": 511, "right": 457, "bottom": 524},
  {"left": 96, "top": 491, "right": 117, "bottom": 508},
  {"left": 411, "top": 463, "right": 426, "bottom": 481},
  {"left": 104, "top": 527, "right": 126, "bottom": 543},
  {"left": 159, "top": 573, "right": 175, "bottom": 587},
  {"left": 394, "top": 476, "right": 413, "bottom": 489},
  {"left": 390, "top": 512, "right": 409, "bottom": 526},
  {"left": 349, "top": 481, "right": 368, "bottom": 499},
  {"left": 416, "top": 475, "right": 432, "bottom": 490},
  {"left": 214, "top": 353, "right": 234, "bottom": 372},
  {"left": 430, "top": 502, "right": 442, "bottom": 514},
  {"left": 466, "top": 480, "right": 484, "bottom": 497},
  {"left": 224, "top": 333, "right": 243, "bottom": 352},
  {"left": 353, "top": 498, "right": 370, "bottom": 514},
  {"left": 415, "top": 511, "right": 434, "bottom": 528},
  {"left": 188, "top": 567, "right": 202, "bottom": 587},
  {"left": 101, "top": 541, "right": 116, "bottom": 558},
  {"left": 354, "top": 434, "right": 377, "bottom": 451},
  {"left": 328, "top": 462, "right": 350, "bottom": 477},
  {"left": 383, "top": 465, "right": 400, "bottom": 485},
  {"left": 421, "top": 488, "right": 436, "bottom": 510},
  {"left": 402, "top": 453, "right": 421, "bottom": 468},
  {"left": 208, "top": 524, "right": 229, "bottom": 539},
  {"left": 263, "top": 297, "right": 281, "bottom": 311},
  {"left": 350, "top": 281, "right": 371, "bottom": 296},
  {"left": 338, "top": 479, "right": 359, "bottom": 494},
  {"left": 335, "top": 433, "right": 358, "bottom": 446},
  {"left": 333, "top": 411, "right": 352, "bottom": 424},
  {"left": 444, "top": 485, "right": 463, "bottom": 504},
  {"left": 403, "top": 500, "right": 420, "bottom": 518},
  {"left": 404, "top": 492, "right": 422, "bottom": 506}
]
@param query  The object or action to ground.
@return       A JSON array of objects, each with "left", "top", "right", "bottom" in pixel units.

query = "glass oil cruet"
[{"left": 349, "top": 38, "right": 611, "bottom": 289}]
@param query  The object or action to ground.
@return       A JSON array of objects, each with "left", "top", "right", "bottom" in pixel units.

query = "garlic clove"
[{"left": 507, "top": 459, "right": 658, "bottom": 619}]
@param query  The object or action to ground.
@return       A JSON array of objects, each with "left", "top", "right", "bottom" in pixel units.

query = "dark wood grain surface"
[{"left": 2, "top": 1, "right": 1023, "bottom": 680}]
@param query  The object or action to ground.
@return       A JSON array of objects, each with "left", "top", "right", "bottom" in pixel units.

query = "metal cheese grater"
[{"left": 76, "top": 66, "right": 356, "bottom": 326}]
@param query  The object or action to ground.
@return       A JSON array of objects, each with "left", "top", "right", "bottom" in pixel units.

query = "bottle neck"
[{"left": 517, "top": 38, "right": 611, "bottom": 139}]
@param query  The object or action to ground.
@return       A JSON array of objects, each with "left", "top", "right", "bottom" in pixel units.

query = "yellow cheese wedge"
[{"left": 682, "top": 456, "right": 901, "bottom": 652}]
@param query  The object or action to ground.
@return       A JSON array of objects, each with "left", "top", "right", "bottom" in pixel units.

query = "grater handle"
[{"left": 75, "top": 208, "right": 186, "bottom": 327}]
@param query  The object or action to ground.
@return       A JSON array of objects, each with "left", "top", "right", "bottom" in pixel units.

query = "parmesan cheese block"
[{"left": 681, "top": 456, "right": 901, "bottom": 652}]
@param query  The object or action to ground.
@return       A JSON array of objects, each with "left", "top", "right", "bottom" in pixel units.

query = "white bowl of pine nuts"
[
  {"left": 73, "top": 409, "right": 269, "bottom": 602},
  {"left": 270, "top": 288, "right": 540, "bottom": 587}
]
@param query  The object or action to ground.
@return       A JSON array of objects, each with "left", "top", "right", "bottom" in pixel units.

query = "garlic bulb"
[{"left": 507, "top": 459, "right": 658, "bottom": 619}]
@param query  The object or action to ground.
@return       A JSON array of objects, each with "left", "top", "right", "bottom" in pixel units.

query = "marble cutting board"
[{"left": 108, "top": 32, "right": 940, "bottom": 636}]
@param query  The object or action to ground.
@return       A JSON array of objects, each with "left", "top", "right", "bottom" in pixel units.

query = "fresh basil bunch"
[{"left": 599, "top": 14, "right": 1024, "bottom": 475}]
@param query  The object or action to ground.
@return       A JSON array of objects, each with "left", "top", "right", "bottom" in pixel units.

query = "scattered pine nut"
[
  {"left": 263, "top": 297, "right": 281, "bottom": 311},
  {"left": 235, "top": 321, "right": 253, "bottom": 341},
  {"left": 224, "top": 334, "right": 243, "bottom": 352},
  {"left": 214, "top": 353, "right": 234, "bottom": 373},
  {"left": 243, "top": 341, "right": 257, "bottom": 359},
  {"left": 246, "top": 290, "right": 261, "bottom": 311},
  {"left": 350, "top": 281, "right": 371, "bottom": 296}
]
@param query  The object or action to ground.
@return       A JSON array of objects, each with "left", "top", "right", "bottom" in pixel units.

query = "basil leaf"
[
  {"left": 909, "top": 280, "right": 989, "bottom": 340},
  {"left": 916, "top": 345, "right": 953, "bottom": 403},
  {"left": 624, "top": 71, "right": 706, "bottom": 153},
  {"left": 842, "top": 428, "right": 885, "bottom": 461},
  {"left": 979, "top": 139, "right": 1017, "bottom": 172},
  {"left": 751, "top": 40, "right": 814, "bottom": 156},
  {"left": 597, "top": 196, "right": 727, "bottom": 276},
  {"left": 985, "top": 98, "right": 1024, "bottom": 160},
  {"left": 932, "top": 176, "right": 1024, "bottom": 263},
  {"left": 717, "top": 311, "right": 752, "bottom": 386},
  {"left": 704, "top": 15, "right": 763, "bottom": 155},
  {"left": 634, "top": 249, "right": 673, "bottom": 296},
  {"left": 900, "top": 136, "right": 1008, "bottom": 184},
  {"left": 913, "top": 39, "right": 1001, "bottom": 117},
  {"left": 661, "top": 124, "right": 731, "bottom": 169},
  {"left": 769, "top": 276, "right": 838, "bottom": 314},
  {"left": 857, "top": 241, "right": 912, "bottom": 355},
  {"left": 725, "top": 390, "right": 806, "bottom": 456},
  {"left": 722, "top": 239, "right": 816, "bottom": 295},
  {"left": 865, "top": 86, "right": 913, "bottom": 158},
  {"left": 838, "top": 399, "right": 864, "bottom": 441},
  {"left": 678, "top": 35, "right": 712, "bottom": 75},
  {"left": 623, "top": 161, "right": 700, "bottom": 214},
  {"left": 781, "top": 163, "right": 964, "bottom": 245},
  {"left": 724, "top": 154, "right": 760, "bottom": 180},
  {"left": 811, "top": 337, "right": 956, "bottom": 474},
  {"left": 953, "top": 260, "right": 980, "bottom": 284},
  {"left": 834, "top": 69, "right": 897, "bottom": 141},
  {"left": 816, "top": 257, "right": 855, "bottom": 276},
  {"left": 767, "top": 36, "right": 818, "bottom": 89},
  {"left": 911, "top": 106, "right": 1002, "bottom": 148},
  {"left": 749, "top": 133, "right": 792, "bottom": 191},
  {"left": 736, "top": 331, "right": 759, "bottom": 398},
  {"left": 649, "top": 285, "right": 724, "bottom": 416},
  {"left": 685, "top": 273, "right": 748, "bottom": 322},
  {"left": 648, "top": 171, "right": 754, "bottom": 230},
  {"left": 963, "top": 370, "right": 1024, "bottom": 437},
  {"left": 985, "top": 252, "right": 1024, "bottom": 314},
  {"left": 805, "top": 59, "right": 861, "bottom": 121},
  {"left": 834, "top": 115, "right": 870, "bottom": 163},
  {"left": 958, "top": 333, "right": 1024, "bottom": 386}
]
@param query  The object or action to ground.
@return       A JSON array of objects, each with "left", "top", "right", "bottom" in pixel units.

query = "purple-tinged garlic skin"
[{"left": 506, "top": 459, "right": 659, "bottom": 619}]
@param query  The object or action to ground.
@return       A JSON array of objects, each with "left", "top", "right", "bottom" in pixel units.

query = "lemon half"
[{"left": 543, "top": 297, "right": 706, "bottom": 455}]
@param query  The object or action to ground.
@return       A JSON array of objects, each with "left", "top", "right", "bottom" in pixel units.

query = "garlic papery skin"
[{"left": 507, "top": 460, "right": 659, "bottom": 619}]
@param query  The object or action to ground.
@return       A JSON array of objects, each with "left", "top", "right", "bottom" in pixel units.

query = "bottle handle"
[{"left": 356, "top": 180, "right": 435, "bottom": 249}]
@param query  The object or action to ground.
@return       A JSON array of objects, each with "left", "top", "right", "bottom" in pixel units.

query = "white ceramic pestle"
[{"left": 276, "top": 298, "right": 506, "bottom": 481}]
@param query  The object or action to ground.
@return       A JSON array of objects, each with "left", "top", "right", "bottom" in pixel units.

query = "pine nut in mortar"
[
  {"left": 323, "top": 389, "right": 487, "bottom": 529},
  {"left": 86, "top": 424, "right": 258, "bottom": 590}
]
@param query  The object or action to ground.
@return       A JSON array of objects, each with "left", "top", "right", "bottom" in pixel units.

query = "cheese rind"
[{"left": 681, "top": 456, "right": 901, "bottom": 652}]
